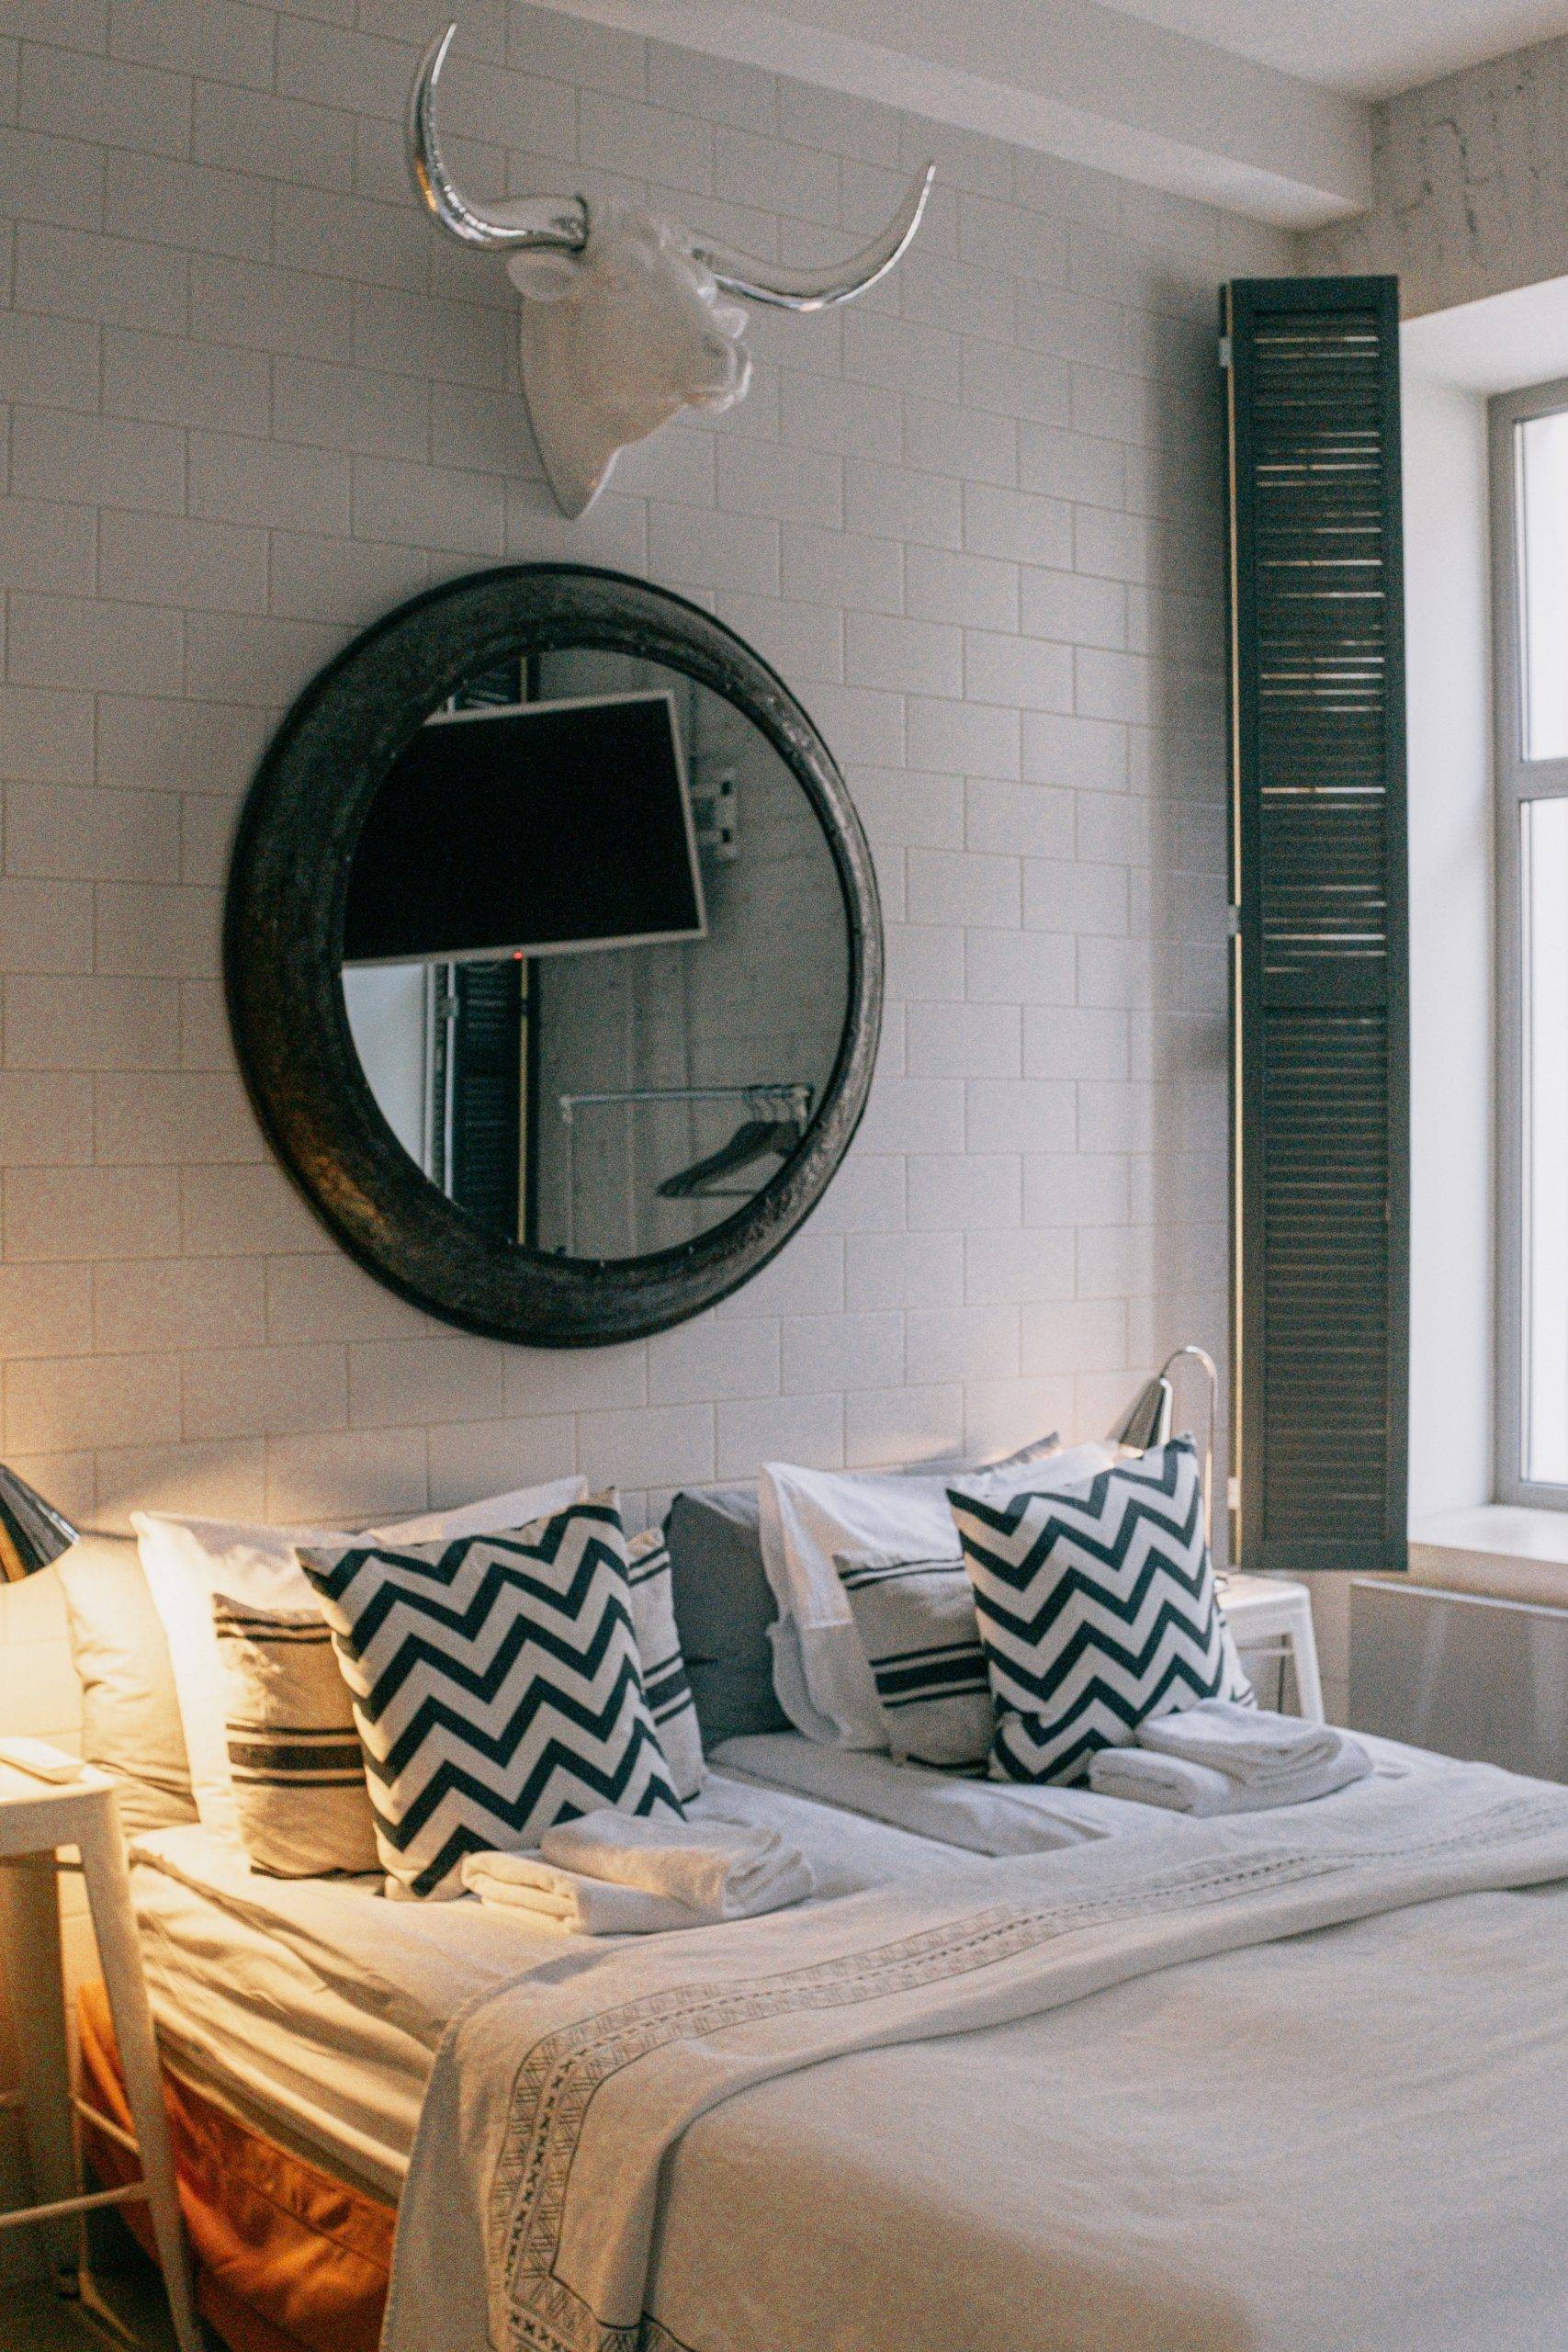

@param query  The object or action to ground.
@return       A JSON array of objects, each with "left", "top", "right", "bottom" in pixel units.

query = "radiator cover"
[{"left": 1349, "top": 1577, "right": 1568, "bottom": 1782}]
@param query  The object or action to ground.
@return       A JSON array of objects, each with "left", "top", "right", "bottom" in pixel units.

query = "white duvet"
[{"left": 131, "top": 1752, "right": 1568, "bottom": 2352}]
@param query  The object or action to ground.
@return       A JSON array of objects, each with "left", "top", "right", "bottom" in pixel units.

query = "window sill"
[{"left": 1407, "top": 1504, "right": 1568, "bottom": 1610}]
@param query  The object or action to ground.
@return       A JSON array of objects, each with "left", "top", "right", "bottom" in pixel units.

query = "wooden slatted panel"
[
  {"left": 1259, "top": 1012, "right": 1391, "bottom": 1532},
  {"left": 451, "top": 959, "right": 524, "bottom": 1241},
  {"left": 444, "top": 662, "right": 528, "bottom": 1239},
  {"left": 1226, "top": 279, "right": 1408, "bottom": 1574}
]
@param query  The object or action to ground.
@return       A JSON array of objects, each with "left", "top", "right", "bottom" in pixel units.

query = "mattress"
[{"left": 130, "top": 1842, "right": 427, "bottom": 2197}]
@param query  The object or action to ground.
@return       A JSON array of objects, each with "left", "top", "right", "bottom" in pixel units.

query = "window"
[{"left": 1492, "top": 383, "right": 1568, "bottom": 1501}]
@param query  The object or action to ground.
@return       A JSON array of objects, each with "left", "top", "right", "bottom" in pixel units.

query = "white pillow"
[
  {"left": 367, "top": 1480, "right": 586, "bottom": 1545},
  {"left": 759, "top": 1445, "right": 1113, "bottom": 1747},
  {"left": 133, "top": 1475, "right": 586, "bottom": 1846}
]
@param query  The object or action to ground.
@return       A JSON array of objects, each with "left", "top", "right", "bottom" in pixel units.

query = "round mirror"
[{"left": 225, "top": 566, "right": 882, "bottom": 1346}]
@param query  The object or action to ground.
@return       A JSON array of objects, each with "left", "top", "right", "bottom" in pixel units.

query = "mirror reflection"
[{"left": 339, "top": 649, "right": 851, "bottom": 1262}]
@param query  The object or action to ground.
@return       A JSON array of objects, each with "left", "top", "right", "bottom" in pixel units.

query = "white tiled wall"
[
  {"left": 0, "top": 6, "right": 1289, "bottom": 1541},
  {"left": 0, "top": 0, "right": 1303, "bottom": 2269}
]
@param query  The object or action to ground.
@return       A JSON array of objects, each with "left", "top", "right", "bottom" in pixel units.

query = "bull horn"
[
  {"left": 408, "top": 24, "right": 586, "bottom": 253},
  {"left": 690, "top": 164, "right": 935, "bottom": 312}
]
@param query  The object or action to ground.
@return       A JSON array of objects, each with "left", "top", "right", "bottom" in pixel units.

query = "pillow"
[
  {"left": 205, "top": 1504, "right": 679, "bottom": 1877},
  {"left": 663, "top": 1486, "right": 791, "bottom": 1747},
  {"left": 760, "top": 1439, "right": 1111, "bottom": 1748},
  {"left": 835, "top": 1549, "right": 993, "bottom": 1769},
  {"left": 298, "top": 1493, "right": 683, "bottom": 1899},
  {"left": 133, "top": 1475, "right": 587, "bottom": 1848},
  {"left": 210, "top": 1593, "right": 380, "bottom": 1879},
  {"left": 56, "top": 1536, "right": 197, "bottom": 1839},
  {"left": 367, "top": 1479, "right": 588, "bottom": 1545},
  {"left": 625, "top": 1527, "right": 705, "bottom": 1804},
  {"left": 950, "top": 1437, "right": 1255, "bottom": 1787}
]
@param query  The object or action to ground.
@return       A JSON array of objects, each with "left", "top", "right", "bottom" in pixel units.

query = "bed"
[
  {"left": 54, "top": 1477, "right": 1568, "bottom": 2352},
  {"left": 82, "top": 1734, "right": 1568, "bottom": 2352},
  {"left": 85, "top": 1757, "right": 1061, "bottom": 2348}
]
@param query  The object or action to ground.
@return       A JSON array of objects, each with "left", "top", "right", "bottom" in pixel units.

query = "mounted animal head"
[{"left": 408, "top": 24, "right": 934, "bottom": 517}]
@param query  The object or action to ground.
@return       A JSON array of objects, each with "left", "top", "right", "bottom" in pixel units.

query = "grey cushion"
[
  {"left": 56, "top": 1535, "right": 198, "bottom": 1839},
  {"left": 664, "top": 1485, "right": 789, "bottom": 1747}
]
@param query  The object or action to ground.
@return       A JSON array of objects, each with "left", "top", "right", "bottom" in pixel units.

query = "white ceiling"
[
  {"left": 562, "top": 0, "right": 1371, "bottom": 223},
  {"left": 1102, "top": 0, "right": 1568, "bottom": 101},
  {"left": 547, "top": 0, "right": 1568, "bottom": 226}
]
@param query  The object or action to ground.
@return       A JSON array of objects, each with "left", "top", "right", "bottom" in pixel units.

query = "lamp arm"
[{"left": 1157, "top": 1346, "right": 1219, "bottom": 1556}]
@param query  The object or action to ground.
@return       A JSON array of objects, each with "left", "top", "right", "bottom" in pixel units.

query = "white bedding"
[
  {"left": 387, "top": 1761, "right": 1568, "bottom": 2352},
  {"left": 127, "top": 1745, "right": 1568, "bottom": 2352},
  {"left": 130, "top": 1850, "right": 426, "bottom": 2195},
  {"left": 127, "top": 1762, "right": 1004, "bottom": 2180},
  {"left": 713, "top": 1725, "right": 1434, "bottom": 1851}
]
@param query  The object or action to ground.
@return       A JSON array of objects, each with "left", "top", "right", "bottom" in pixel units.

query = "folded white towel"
[
  {"left": 459, "top": 1854, "right": 716, "bottom": 1935},
  {"left": 1088, "top": 1741, "right": 1370, "bottom": 1815},
  {"left": 461, "top": 1810, "right": 815, "bottom": 1935},
  {"left": 1137, "top": 1700, "right": 1370, "bottom": 1792}
]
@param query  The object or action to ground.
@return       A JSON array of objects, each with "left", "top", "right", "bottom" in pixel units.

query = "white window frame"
[{"left": 1491, "top": 375, "right": 1568, "bottom": 1508}]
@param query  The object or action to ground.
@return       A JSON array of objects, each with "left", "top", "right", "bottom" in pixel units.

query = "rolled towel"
[
  {"left": 461, "top": 1811, "right": 815, "bottom": 1935},
  {"left": 1088, "top": 1744, "right": 1368, "bottom": 1815},
  {"left": 1137, "top": 1700, "right": 1371, "bottom": 1794}
]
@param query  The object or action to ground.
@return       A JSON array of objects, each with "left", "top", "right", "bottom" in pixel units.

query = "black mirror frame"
[{"left": 224, "top": 563, "right": 883, "bottom": 1349}]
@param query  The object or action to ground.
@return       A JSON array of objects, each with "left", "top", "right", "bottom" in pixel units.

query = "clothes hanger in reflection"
[{"left": 657, "top": 1117, "right": 802, "bottom": 1200}]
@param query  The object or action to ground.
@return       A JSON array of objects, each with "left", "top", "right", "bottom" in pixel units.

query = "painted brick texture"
[{"left": 0, "top": 0, "right": 1290, "bottom": 1556}]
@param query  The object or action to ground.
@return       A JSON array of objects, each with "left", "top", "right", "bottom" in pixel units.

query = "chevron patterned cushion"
[
  {"left": 298, "top": 1494, "right": 684, "bottom": 1899},
  {"left": 950, "top": 1438, "right": 1254, "bottom": 1787},
  {"left": 626, "top": 1528, "right": 704, "bottom": 1804}
]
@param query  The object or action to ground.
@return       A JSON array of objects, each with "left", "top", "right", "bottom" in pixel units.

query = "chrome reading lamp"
[
  {"left": 0, "top": 1464, "right": 79, "bottom": 1585},
  {"left": 1108, "top": 1345, "right": 1220, "bottom": 1559}
]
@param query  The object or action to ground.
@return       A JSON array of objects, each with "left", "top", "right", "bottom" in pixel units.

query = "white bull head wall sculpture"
[{"left": 409, "top": 25, "right": 935, "bottom": 517}]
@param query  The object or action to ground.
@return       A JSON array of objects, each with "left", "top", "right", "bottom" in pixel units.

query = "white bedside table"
[
  {"left": 0, "top": 1763, "right": 199, "bottom": 2352},
  {"left": 1218, "top": 1574, "right": 1325, "bottom": 1722}
]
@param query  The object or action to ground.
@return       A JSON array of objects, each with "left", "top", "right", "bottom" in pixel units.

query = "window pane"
[
  {"left": 1523, "top": 797, "right": 1568, "bottom": 1483},
  {"left": 1517, "top": 410, "right": 1568, "bottom": 761}
]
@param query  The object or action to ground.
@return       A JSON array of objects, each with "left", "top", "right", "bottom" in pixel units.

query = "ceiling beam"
[{"left": 532, "top": 0, "right": 1371, "bottom": 228}]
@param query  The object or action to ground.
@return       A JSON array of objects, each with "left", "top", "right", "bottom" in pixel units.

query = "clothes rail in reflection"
[{"left": 555, "top": 1084, "right": 814, "bottom": 1245}]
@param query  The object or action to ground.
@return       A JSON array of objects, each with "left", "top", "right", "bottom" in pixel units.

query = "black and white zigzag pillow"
[
  {"left": 626, "top": 1527, "right": 704, "bottom": 1804},
  {"left": 950, "top": 1438, "right": 1253, "bottom": 1787},
  {"left": 298, "top": 1494, "right": 683, "bottom": 1899}
]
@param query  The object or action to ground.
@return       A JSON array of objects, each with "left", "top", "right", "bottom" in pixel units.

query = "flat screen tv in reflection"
[{"left": 342, "top": 690, "right": 706, "bottom": 967}]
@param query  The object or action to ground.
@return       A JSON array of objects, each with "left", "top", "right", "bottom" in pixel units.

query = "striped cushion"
[
  {"left": 625, "top": 1528, "right": 704, "bottom": 1803},
  {"left": 952, "top": 1439, "right": 1254, "bottom": 1787},
  {"left": 835, "top": 1551, "right": 993, "bottom": 1769},
  {"left": 211, "top": 1594, "right": 379, "bottom": 1879},
  {"left": 298, "top": 1494, "right": 683, "bottom": 1899}
]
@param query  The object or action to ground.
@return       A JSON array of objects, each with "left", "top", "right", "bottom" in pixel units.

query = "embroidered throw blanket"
[{"left": 381, "top": 1773, "right": 1568, "bottom": 2352}]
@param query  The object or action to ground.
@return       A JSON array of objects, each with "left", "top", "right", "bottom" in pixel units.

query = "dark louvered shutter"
[
  {"left": 450, "top": 959, "right": 524, "bottom": 1241},
  {"left": 1224, "top": 277, "right": 1408, "bottom": 1574}
]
